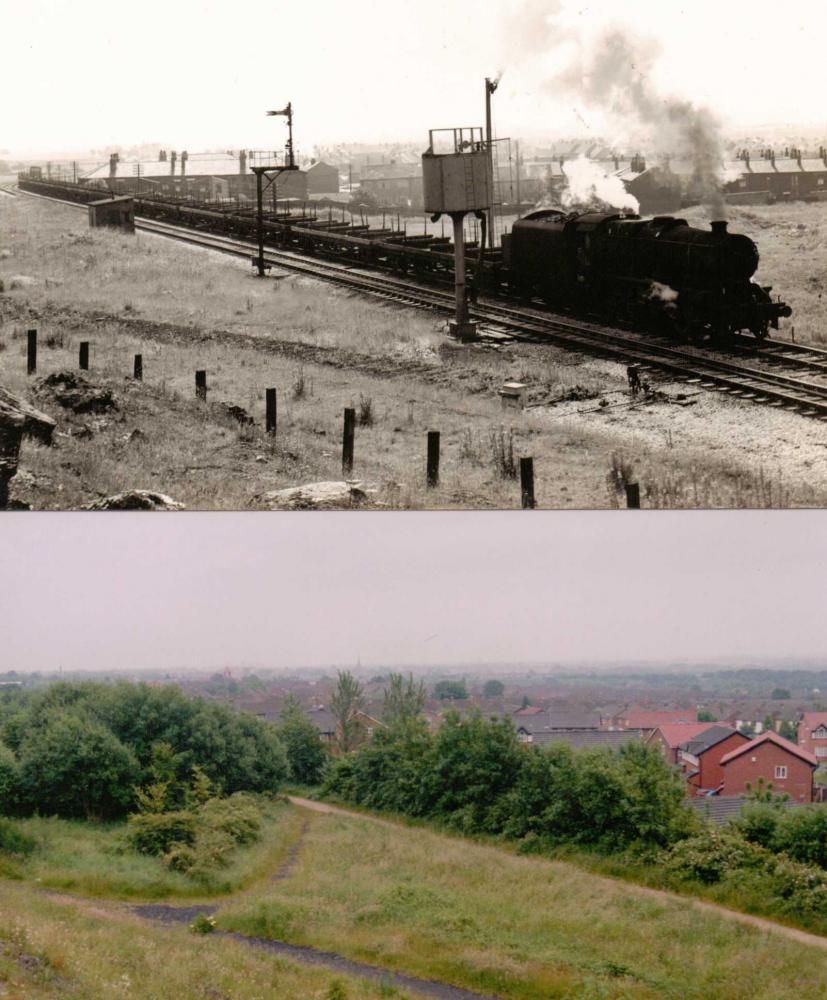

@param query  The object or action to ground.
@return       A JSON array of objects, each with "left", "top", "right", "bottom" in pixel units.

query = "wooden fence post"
[
  {"left": 266, "top": 388, "right": 277, "bottom": 435},
  {"left": 195, "top": 370, "right": 207, "bottom": 401},
  {"left": 426, "top": 431, "right": 440, "bottom": 488},
  {"left": 520, "top": 457, "right": 535, "bottom": 509},
  {"left": 625, "top": 482, "right": 641, "bottom": 509},
  {"left": 79, "top": 341, "right": 89, "bottom": 370},
  {"left": 27, "top": 329, "right": 37, "bottom": 375},
  {"left": 342, "top": 407, "right": 356, "bottom": 475},
  {"left": 134, "top": 354, "right": 143, "bottom": 381}
]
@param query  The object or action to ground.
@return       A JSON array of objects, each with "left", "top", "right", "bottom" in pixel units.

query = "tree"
[
  {"left": 779, "top": 719, "right": 798, "bottom": 741},
  {"left": 0, "top": 742, "right": 18, "bottom": 814},
  {"left": 433, "top": 680, "right": 468, "bottom": 701},
  {"left": 383, "top": 673, "right": 426, "bottom": 727},
  {"left": 330, "top": 671, "right": 366, "bottom": 753},
  {"left": 483, "top": 680, "right": 505, "bottom": 698},
  {"left": 762, "top": 714, "right": 776, "bottom": 735},
  {"left": 17, "top": 710, "right": 140, "bottom": 820},
  {"left": 771, "top": 688, "right": 791, "bottom": 700},
  {"left": 698, "top": 710, "right": 718, "bottom": 723},
  {"left": 279, "top": 696, "right": 328, "bottom": 784}
]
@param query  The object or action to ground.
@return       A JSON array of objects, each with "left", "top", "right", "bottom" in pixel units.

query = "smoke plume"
[
  {"left": 560, "top": 155, "right": 639, "bottom": 213},
  {"left": 506, "top": 5, "right": 731, "bottom": 217}
]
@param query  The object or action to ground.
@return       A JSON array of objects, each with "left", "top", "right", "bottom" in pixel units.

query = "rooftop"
[{"left": 720, "top": 730, "right": 818, "bottom": 768}]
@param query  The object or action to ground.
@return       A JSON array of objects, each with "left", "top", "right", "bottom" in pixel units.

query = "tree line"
[{"left": 0, "top": 681, "right": 288, "bottom": 820}]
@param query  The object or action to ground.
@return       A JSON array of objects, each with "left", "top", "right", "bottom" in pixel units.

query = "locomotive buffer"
[
  {"left": 252, "top": 103, "right": 299, "bottom": 278},
  {"left": 422, "top": 127, "right": 493, "bottom": 341}
]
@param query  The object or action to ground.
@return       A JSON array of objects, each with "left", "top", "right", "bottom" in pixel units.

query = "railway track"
[{"left": 17, "top": 185, "right": 827, "bottom": 421}]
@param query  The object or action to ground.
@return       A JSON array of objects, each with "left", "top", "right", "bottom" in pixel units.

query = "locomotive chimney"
[{"left": 711, "top": 220, "right": 728, "bottom": 237}]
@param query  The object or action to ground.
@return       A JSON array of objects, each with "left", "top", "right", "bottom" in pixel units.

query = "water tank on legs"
[{"left": 422, "top": 127, "right": 492, "bottom": 214}]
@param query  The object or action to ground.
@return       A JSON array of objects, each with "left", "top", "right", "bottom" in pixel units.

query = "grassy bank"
[
  {"left": 0, "top": 880, "right": 394, "bottom": 1000},
  {"left": 1, "top": 799, "right": 303, "bottom": 901},
  {"left": 217, "top": 806, "right": 827, "bottom": 1000}
]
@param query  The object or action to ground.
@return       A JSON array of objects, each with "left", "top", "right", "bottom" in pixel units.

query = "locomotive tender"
[{"left": 503, "top": 209, "right": 792, "bottom": 339}]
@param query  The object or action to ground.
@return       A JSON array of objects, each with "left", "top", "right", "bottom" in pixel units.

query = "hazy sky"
[
  {"left": 3, "top": 0, "right": 826, "bottom": 156},
  {"left": 3, "top": 512, "right": 826, "bottom": 672}
]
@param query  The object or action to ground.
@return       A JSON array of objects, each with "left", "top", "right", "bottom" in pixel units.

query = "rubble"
[
  {"left": 34, "top": 371, "right": 117, "bottom": 414},
  {"left": 84, "top": 490, "right": 185, "bottom": 511}
]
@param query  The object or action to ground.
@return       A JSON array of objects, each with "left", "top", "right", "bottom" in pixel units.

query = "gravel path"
[{"left": 126, "top": 813, "right": 499, "bottom": 999}]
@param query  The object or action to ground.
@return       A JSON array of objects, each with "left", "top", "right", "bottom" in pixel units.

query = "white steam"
[{"left": 561, "top": 155, "right": 639, "bottom": 213}]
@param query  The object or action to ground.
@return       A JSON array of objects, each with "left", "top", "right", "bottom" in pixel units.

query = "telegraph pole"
[{"left": 485, "top": 77, "right": 498, "bottom": 250}]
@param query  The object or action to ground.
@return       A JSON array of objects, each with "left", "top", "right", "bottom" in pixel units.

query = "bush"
[
  {"left": 0, "top": 817, "right": 35, "bottom": 857},
  {"left": 767, "top": 855, "right": 827, "bottom": 916},
  {"left": 189, "top": 913, "right": 217, "bottom": 934},
  {"left": 662, "top": 828, "right": 771, "bottom": 885},
  {"left": 127, "top": 811, "right": 197, "bottom": 856},
  {"left": 728, "top": 802, "right": 783, "bottom": 849},
  {"left": 200, "top": 793, "right": 261, "bottom": 846},
  {"left": 164, "top": 842, "right": 198, "bottom": 873},
  {"left": 772, "top": 807, "right": 827, "bottom": 868}
]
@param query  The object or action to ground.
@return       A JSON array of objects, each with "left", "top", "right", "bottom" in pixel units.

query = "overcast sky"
[
  {"left": 3, "top": 512, "right": 826, "bottom": 673},
  {"left": 3, "top": 0, "right": 826, "bottom": 156}
]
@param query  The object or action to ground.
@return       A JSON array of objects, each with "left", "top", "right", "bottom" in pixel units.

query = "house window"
[
  {"left": 817, "top": 748, "right": 827, "bottom": 758},
  {"left": 775, "top": 765, "right": 788, "bottom": 779}
]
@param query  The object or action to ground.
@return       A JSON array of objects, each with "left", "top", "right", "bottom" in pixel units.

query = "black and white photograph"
[{"left": 2, "top": 0, "right": 827, "bottom": 510}]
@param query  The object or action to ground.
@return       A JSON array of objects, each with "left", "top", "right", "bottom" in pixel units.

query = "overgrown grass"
[
  {"left": 0, "top": 880, "right": 395, "bottom": 1000},
  {"left": 2, "top": 798, "right": 304, "bottom": 900},
  {"left": 4, "top": 192, "right": 827, "bottom": 508},
  {"left": 218, "top": 807, "right": 827, "bottom": 1000}
]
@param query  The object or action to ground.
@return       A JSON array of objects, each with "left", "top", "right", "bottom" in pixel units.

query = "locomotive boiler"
[{"left": 503, "top": 210, "right": 792, "bottom": 339}]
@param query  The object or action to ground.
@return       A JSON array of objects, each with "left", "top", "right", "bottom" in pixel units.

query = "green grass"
[
  {"left": 218, "top": 807, "right": 827, "bottom": 1000},
  {"left": 2, "top": 798, "right": 305, "bottom": 901},
  {"left": 0, "top": 880, "right": 401, "bottom": 1000}
]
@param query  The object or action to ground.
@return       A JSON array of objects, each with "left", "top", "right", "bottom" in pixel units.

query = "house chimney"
[
  {"left": 797, "top": 148, "right": 803, "bottom": 168},
  {"left": 744, "top": 150, "right": 750, "bottom": 170},
  {"left": 711, "top": 220, "right": 728, "bottom": 237},
  {"left": 159, "top": 149, "right": 166, "bottom": 162},
  {"left": 613, "top": 155, "right": 619, "bottom": 171},
  {"left": 109, "top": 153, "right": 119, "bottom": 178},
  {"left": 181, "top": 151, "right": 188, "bottom": 176},
  {"left": 239, "top": 150, "right": 247, "bottom": 175},
  {"left": 170, "top": 151, "right": 177, "bottom": 175}
]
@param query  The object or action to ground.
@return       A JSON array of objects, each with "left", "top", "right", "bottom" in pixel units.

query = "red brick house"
[
  {"left": 721, "top": 732, "right": 817, "bottom": 803},
  {"left": 646, "top": 722, "right": 720, "bottom": 765},
  {"left": 797, "top": 712, "right": 827, "bottom": 764},
  {"left": 677, "top": 726, "right": 749, "bottom": 796}
]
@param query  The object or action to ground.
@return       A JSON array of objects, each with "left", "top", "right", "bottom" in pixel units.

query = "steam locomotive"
[{"left": 502, "top": 210, "right": 792, "bottom": 339}]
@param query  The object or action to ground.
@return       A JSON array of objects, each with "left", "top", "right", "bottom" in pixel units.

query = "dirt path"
[{"left": 287, "top": 796, "right": 827, "bottom": 953}]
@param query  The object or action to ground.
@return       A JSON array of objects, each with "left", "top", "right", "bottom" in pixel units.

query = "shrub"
[
  {"left": 772, "top": 806, "right": 827, "bottom": 868},
  {"left": 164, "top": 842, "right": 197, "bottom": 872},
  {"left": 127, "top": 810, "right": 197, "bottom": 856},
  {"left": 767, "top": 855, "right": 827, "bottom": 916},
  {"left": 662, "top": 828, "right": 771, "bottom": 885},
  {"left": 189, "top": 913, "right": 217, "bottom": 934},
  {"left": 357, "top": 394, "right": 374, "bottom": 426},
  {"left": 728, "top": 802, "right": 783, "bottom": 849},
  {"left": 200, "top": 793, "right": 261, "bottom": 846},
  {"left": 0, "top": 817, "right": 35, "bottom": 857}
]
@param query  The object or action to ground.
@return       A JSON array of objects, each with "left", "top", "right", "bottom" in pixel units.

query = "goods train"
[
  {"left": 18, "top": 177, "right": 792, "bottom": 340},
  {"left": 502, "top": 209, "right": 792, "bottom": 340}
]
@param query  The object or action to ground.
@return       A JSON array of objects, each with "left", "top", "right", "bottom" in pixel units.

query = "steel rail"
[{"left": 18, "top": 185, "right": 827, "bottom": 420}]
